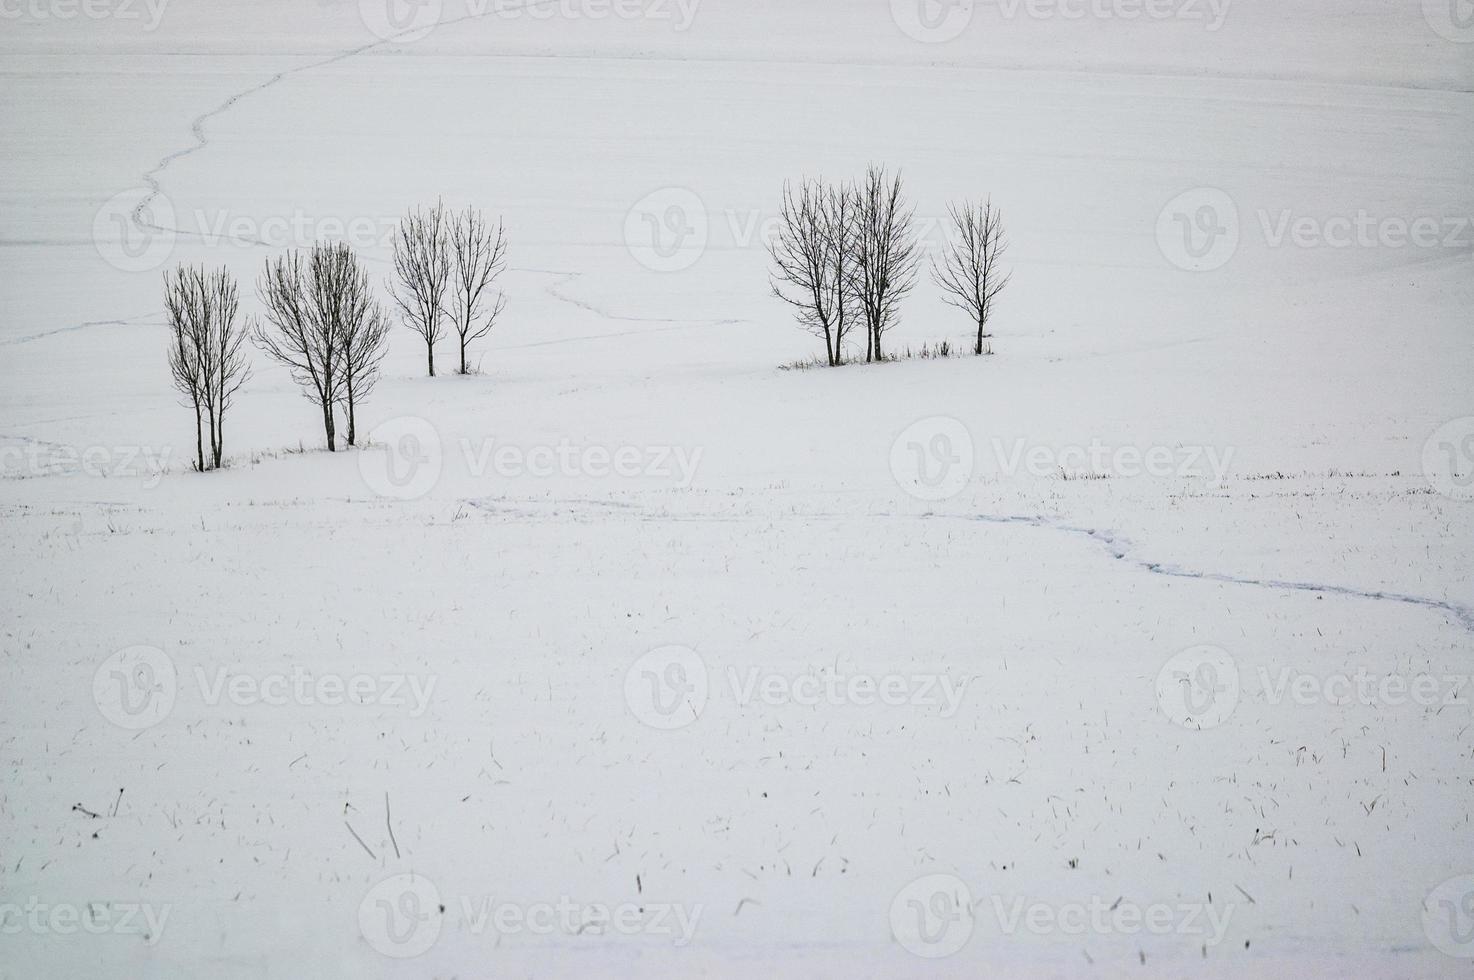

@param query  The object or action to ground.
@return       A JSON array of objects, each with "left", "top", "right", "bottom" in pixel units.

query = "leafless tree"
[
  {"left": 312, "top": 242, "right": 390, "bottom": 447},
  {"left": 391, "top": 200, "right": 451, "bottom": 377},
  {"left": 768, "top": 178, "right": 856, "bottom": 367},
  {"left": 447, "top": 206, "right": 508, "bottom": 375},
  {"left": 254, "top": 243, "right": 390, "bottom": 451},
  {"left": 164, "top": 264, "right": 249, "bottom": 471},
  {"left": 166, "top": 272, "right": 207, "bottom": 472},
  {"left": 253, "top": 249, "right": 342, "bottom": 450},
  {"left": 850, "top": 164, "right": 919, "bottom": 362},
  {"left": 932, "top": 198, "right": 1011, "bottom": 355}
]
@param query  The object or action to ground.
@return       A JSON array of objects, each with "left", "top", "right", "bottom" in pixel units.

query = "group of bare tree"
[
  {"left": 392, "top": 200, "right": 508, "bottom": 377},
  {"left": 252, "top": 242, "right": 390, "bottom": 452},
  {"left": 165, "top": 244, "right": 389, "bottom": 468},
  {"left": 163, "top": 202, "right": 509, "bottom": 470},
  {"left": 769, "top": 165, "right": 918, "bottom": 366},
  {"left": 769, "top": 164, "right": 1010, "bottom": 365},
  {"left": 166, "top": 266, "right": 251, "bottom": 471}
]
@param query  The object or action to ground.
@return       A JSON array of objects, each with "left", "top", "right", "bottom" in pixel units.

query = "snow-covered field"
[{"left": 2, "top": 1, "right": 1472, "bottom": 976}]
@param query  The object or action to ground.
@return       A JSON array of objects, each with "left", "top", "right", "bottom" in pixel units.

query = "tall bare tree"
[
  {"left": 166, "top": 270, "right": 207, "bottom": 473},
  {"left": 850, "top": 164, "right": 919, "bottom": 363},
  {"left": 391, "top": 200, "right": 451, "bottom": 377},
  {"left": 254, "top": 243, "right": 390, "bottom": 451},
  {"left": 768, "top": 178, "right": 855, "bottom": 367},
  {"left": 253, "top": 249, "right": 341, "bottom": 451},
  {"left": 447, "top": 206, "right": 508, "bottom": 375},
  {"left": 824, "top": 182, "right": 858, "bottom": 361},
  {"left": 164, "top": 264, "right": 250, "bottom": 471},
  {"left": 313, "top": 242, "right": 390, "bottom": 447},
  {"left": 932, "top": 198, "right": 1011, "bottom": 355}
]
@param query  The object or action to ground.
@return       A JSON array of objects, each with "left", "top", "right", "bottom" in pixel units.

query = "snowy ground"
[{"left": 2, "top": 1, "right": 1472, "bottom": 977}]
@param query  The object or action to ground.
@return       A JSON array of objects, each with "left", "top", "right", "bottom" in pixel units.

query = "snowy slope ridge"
[{"left": 2, "top": 0, "right": 1472, "bottom": 977}]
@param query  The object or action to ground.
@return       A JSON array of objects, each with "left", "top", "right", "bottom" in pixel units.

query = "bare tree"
[
  {"left": 446, "top": 206, "right": 508, "bottom": 375},
  {"left": 850, "top": 164, "right": 919, "bottom": 362},
  {"left": 824, "top": 183, "right": 858, "bottom": 361},
  {"left": 165, "top": 271, "right": 207, "bottom": 472},
  {"left": 339, "top": 306, "right": 390, "bottom": 447},
  {"left": 164, "top": 264, "right": 249, "bottom": 471},
  {"left": 314, "top": 242, "right": 390, "bottom": 447},
  {"left": 391, "top": 200, "right": 451, "bottom": 377},
  {"left": 253, "top": 249, "right": 341, "bottom": 451},
  {"left": 932, "top": 198, "right": 1011, "bottom": 355},
  {"left": 768, "top": 178, "right": 856, "bottom": 367},
  {"left": 254, "top": 243, "right": 391, "bottom": 451}
]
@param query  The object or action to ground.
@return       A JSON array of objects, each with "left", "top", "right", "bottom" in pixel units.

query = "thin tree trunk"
[
  {"left": 322, "top": 402, "right": 337, "bottom": 452},
  {"left": 346, "top": 381, "right": 357, "bottom": 448},
  {"left": 427, "top": 345, "right": 435, "bottom": 378},
  {"left": 192, "top": 399, "right": 204, "bottom": 472}
]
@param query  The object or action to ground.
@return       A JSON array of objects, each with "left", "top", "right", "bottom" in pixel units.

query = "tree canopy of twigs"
[
  {"left": 391, "top": 200, "right": 452, "bottom": 377},
  {"left": 165, "top": 264, "right": 250, "bottom": 471},
  {"left": 932, "top": 198, "right": 1011, "bottom": 355},
  {"left": 447, "top": 206, "right": 508, "bottom": 375}
]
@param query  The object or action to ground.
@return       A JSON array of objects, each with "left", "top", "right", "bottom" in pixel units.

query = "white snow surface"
[{"left": 1, "top": 1, "right": 1472, "bottom": 977}]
